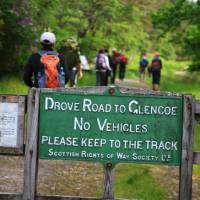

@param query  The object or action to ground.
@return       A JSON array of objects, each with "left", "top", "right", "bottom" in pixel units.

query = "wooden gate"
[{"left": 0, "top": 87, "right": 200, "bottom": 200}]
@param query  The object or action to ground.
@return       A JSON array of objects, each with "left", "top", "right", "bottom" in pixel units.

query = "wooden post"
[
  {"left": 179, "top": 95, "right": 195, "bottom": 200},
  {"left": 103, "top": 163, "right": 115, "bottom": 200},
  {"left": 23, "top": 89, "right": 40, "bottom": 200},
  {"left": 17, "top": 95, "right": 26, "bottom": 152}
]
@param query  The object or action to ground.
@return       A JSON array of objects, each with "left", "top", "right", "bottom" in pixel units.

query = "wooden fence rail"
[{"left": 0, "top": 193, "right": 125, "bottom": 200}]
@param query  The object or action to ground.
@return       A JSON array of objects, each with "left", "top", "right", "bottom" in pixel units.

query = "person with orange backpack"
[{"left": 23, "top": 32, "right": 68, "bottom": 88}]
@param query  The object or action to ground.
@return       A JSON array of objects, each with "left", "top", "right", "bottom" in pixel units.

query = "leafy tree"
[
  {"left": 0, "top": 0, "right": 166, "bottom": 76},
  {"left": 152, "top": 0, "right": 200, "bottom": 69},
  {"left": 0, "top": 0, "right": 34, "bottom": 76},
  {"left": 31, "top": 1, "right": 149, "bottom": 62},
  {"left": 54, "top": 0, "right": 149, "bottom": 59}
]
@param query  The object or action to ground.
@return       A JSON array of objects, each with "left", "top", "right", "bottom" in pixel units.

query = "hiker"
[
  {"left": 110, "top": 48, "right": 120, "bottom": 84},
  {"left": 23, "top": 32, "right": 68, "bottom": 88},
  {"left": 149, "top": 52, "right": 162, "bottom": 91},
  {"left": 95, "top": 48, "right": 112, "bottom": 86},
  {"left": 119, "top": 53, "right": 128, "bottom": 81},
  {"left": 139, "top": 53, "right": 149, "bottom": 82},
  {"left": 59, "top": 37, "right": 82, "bottom": 87}
]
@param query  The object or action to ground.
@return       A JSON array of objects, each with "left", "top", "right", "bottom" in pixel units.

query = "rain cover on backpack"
[{"left": 38, "top": 51, "right": 65, "bottom": 88}]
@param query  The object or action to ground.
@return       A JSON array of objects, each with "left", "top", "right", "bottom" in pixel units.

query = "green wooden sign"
[{"left": 38, "top": 88, "right": 183, "bottom": 165}]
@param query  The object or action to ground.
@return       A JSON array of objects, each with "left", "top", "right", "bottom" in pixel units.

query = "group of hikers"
[
  {"left": 23, "top": 31, "right": 162, "bottom": 91},
  {"left": 95, "top": 48, "right": 128, "bottom": 86},
  {"left": 139, "top": 52, "right": 162, "bottom": 91}
]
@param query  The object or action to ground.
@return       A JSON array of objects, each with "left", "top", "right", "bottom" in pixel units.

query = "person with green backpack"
[{"left": 58, "top": 38, "right": 83, "bottom": 87}]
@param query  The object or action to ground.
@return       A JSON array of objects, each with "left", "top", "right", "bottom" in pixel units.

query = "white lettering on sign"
[
  {"left": 132, "top": 153, "right": 159, "bottom": 161},
  {"left": 116, "top": 152, "right": 130, "bottom": 160},
  {"left": 82, "top": 98, "right": 112, "bottom": 112},
  {"left": 81, "top": 138, "right": 107, "bottom": 147},
  {"left": 45, "top": 97, "right": 80, "bottom": 111},
  {"left": 96, "top": 118, "right": 148, "bottom": 133},
  {"left": 122, "top": 140, "right": 143, "bottom": 149},
  {"left": 74, "top": 117, "right": 91, "bottom": 131},
  {"left": 128, "top": 100, "right": 177, "bottom": 116},
  {"left": 81, "top": 151, "right": 104, "bottom": 158},
  {"left": 41, "top": 136, "right": 78, "bottom": 146},
  {"left": 48, "top": 149, "right": 79, "bottom": 157},
  {"left": 145, "top": 140, "right": 177, "bottom": 150},
  {"left": 43, "top": 97, "right": 179, "bottom": 117}
]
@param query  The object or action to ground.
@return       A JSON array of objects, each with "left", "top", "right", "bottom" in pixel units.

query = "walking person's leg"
[
  {"left": 119, "top": 63, "right": 126, "bottom": 80},
  {"left": 140, "top": 67, "right": 145, "bottom": 82},
  {"left": 105, "top": 70, "right": 109, "bottom": 86},
  {"left": 111, "top": 64, "right": 117, "bottom": 84},
  {"left": 152, "top": 70, "right": 160, "bottom": 91},
  {"left": 96, "top": 71, "right": 101, "bottom": 86},
  {"left": 70, "top": 67, "right": 77, "bottom": 87},
  {"left": 101, "top": 71, "right": 107, "bottom": 86}
]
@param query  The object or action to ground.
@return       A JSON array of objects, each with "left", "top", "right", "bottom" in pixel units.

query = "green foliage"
[
  {"left": 0, "top": 0, "right": 154, "bottom": 76},
  {"left": 152, "top": 0, "right": 200, "bottom": 69},
  {"left": 77, "top": 70, "right": 96, "bottom": 86},
  {"left": 1, "top": 0, "right": 200, "bottom": 73},
  {"left": 0, "top": 75, "right": 28, "bottom": 94},
  {"left": 156, "top": 59, "right": 200, "bottom": 98},
  {"left": 115, "top": 164, "right": 168, "bottom": 200},
  {"left": 154, "top": 34, "right": 176, "bottom": 60},
  {"left": 0, "top": 0, "right": 35, "bottom": 76},
  {"left": 183, "top": 24, "right": 200, "bottom": 69}
]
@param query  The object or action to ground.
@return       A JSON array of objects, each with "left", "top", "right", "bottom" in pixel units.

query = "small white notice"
[{"left": 0, "top": 103, "right": 18, "bottom": 147}]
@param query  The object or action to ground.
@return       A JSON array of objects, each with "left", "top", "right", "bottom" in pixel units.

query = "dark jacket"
[
  {"left": 23, "top": 46, "right": 68, "bottom": 88},
  {"left": 151, "top": 58, "right": 162, "bottom": 71}
]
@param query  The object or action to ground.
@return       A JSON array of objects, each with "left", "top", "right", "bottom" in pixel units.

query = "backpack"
[
  {"left": 96, "top": 53, "right": 106, "bottom": 70},
  {"left": 37, "top": 51, "right": 65, "bottom": 88},
  {"left": 120, "top": 55, "right": 128, "bottom": 65},
  {"left": 151, "top": 59, "right": 162, "bottom": 71},
  {"left": 140, "top": 58, "right": 148, "bottom": 68},
  {"left": 113, "top": 52, "right": 121, "bottom": 65}
]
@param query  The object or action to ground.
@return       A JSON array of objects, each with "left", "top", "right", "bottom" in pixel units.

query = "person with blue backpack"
[{"left": 139, "top": 53, "right": 149, "bottom": 82}]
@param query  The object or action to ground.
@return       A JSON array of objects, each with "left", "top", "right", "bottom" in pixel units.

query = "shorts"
[{"left": 152, "top": 70, "right": 161, "bottom": 84}]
